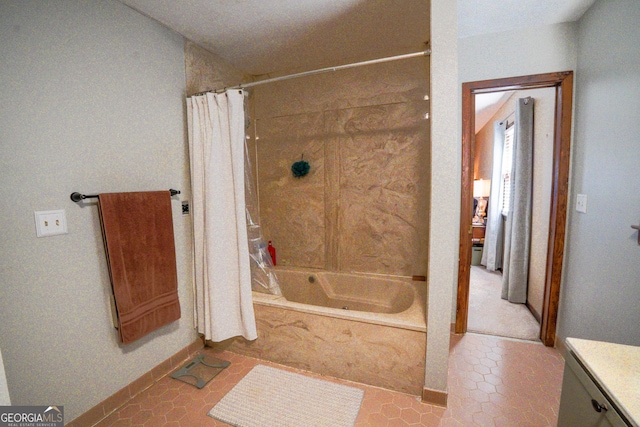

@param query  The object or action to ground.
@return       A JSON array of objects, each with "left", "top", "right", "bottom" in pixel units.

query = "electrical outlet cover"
[
  {"left": 576, "top": 194, "right": 587, "bottom": 213},
  {"left": 34, "top": 210, "right": 68, "bottom": 237}
]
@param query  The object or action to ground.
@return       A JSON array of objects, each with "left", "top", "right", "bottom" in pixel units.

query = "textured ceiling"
[
  {"left": 117, "top": 0, "right": 596, "bottom": 83},
  {"left": 118, "top": 0, "right": 429, "bottom": 76}
]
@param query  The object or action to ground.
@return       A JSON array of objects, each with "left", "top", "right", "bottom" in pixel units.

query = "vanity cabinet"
[
  {"left": 558, "top": 338, "right": 638, "bottom": 427},
  {"left": 558, "top": 350, "right": 628, "bottom": 426}
]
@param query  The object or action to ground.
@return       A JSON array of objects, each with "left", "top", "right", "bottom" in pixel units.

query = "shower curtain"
[
  {"left": 187, "top": 90, "right": 257, "bottom": 342},
  {"left": 501, "top": 97, "right": 534, "bottom": 303},
  {"left": 481, "top": 120, "right": 506, "bottom": 271}
]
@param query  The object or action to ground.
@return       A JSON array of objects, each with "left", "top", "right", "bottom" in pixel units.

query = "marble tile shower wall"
[{"left": 252, "top": 57, "right": 430, "bottom": 277}]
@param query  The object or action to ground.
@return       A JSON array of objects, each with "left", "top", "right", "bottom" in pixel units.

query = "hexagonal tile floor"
[{"left": 95, "top": 333, "right": 564, "bottom": 426}]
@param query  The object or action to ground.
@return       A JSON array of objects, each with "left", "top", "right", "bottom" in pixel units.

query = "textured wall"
[
  {"left": 457, "top": 22, "right": 578, "bottom": 323},
  {"left": 0, "top": 1, "right": 196, "bottom": 422},
  {"left": 459, "top": 22, "right": 578, "bottom": 83},
  {"left": 252, "top": 57, "right": 430, "bottom": 277},
  {"left": 558, "top": 0, "right": 640, "bottom": 346},
  {"left": 184, "top": 41, "right": 248, "bottom": 96},
  {"left": 526, "top": 88, "right": 554, "bottom": 319},
  {"left": 426, "top": 0, "right": 458, "bottom": 398},
  {"left": 474, "top": 116, "right": 497, "bottom": 181}
]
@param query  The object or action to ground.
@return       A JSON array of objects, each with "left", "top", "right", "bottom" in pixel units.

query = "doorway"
[{"left": 455, "top": 72, "right": 573, "bottom": 347}]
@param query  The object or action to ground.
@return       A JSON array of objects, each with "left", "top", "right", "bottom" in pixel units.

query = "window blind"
[{"left": 501, "top": 126, "right": 515, "bottom": 216}]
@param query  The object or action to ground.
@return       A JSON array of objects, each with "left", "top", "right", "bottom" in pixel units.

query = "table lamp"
[{"left": 473, "top": 179, "right": 491, "bottom": 224}]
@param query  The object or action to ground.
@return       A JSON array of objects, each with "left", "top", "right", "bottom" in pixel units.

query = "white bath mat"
[{"left": 208, "top": 364, "right": 364, "bottom": 427}]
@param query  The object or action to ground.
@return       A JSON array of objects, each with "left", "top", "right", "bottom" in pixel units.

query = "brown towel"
[{"left": 98, "top": 191, "right": 181, "bottom": 345}]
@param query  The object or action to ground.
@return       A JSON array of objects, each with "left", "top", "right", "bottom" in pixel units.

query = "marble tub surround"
[
  {"left": 217, "top": 300, "right": 427, "bottom": 396},
  {"left": 255, "top": 112, "right": 327, "bottom": 269},
  {"left": 251, "top": 57, "right": 430, "bottom": 277},
  {"left": 565, "top": 337, "right": 640, "bottom": 425},
  {"left": 337, "top": 101, "right": 430, "bottom": 275},
  {"left": 212, "top": 268, "right": 427, "bottom": 395},
  {"left": 253, "top": 57, "right": 429, "bottom": 118},
  {"left": 237, "top": 56, "right": 431, "bottom": 399}
]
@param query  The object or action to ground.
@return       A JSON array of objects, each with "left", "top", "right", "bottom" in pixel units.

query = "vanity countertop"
[{"left": 565, "top": 337, "right": 640, "bottom": 426}]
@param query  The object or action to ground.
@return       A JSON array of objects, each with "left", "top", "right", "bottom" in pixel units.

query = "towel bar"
[{"left": 70, "top": 189, "right": 180, "bottom": 202}]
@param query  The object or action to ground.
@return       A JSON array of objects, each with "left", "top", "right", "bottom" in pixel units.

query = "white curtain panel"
[
  {"left": 187, "top": 90, "right": 257, "bottom": 342},
  {"left": 481, "top": 120, "right": 507, "bottom": 271}
]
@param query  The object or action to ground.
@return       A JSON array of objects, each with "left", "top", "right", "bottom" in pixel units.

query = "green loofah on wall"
[{"left": 291, "top": 156, "right": 310, "bottom": 178}]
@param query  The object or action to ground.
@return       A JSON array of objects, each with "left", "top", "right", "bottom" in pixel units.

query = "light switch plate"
[
  {"left": 34, "top": 210, "right": 68, "bottom": 237},
  {"left": 576, "top": 194, "right": 587, "bottom": 213}
]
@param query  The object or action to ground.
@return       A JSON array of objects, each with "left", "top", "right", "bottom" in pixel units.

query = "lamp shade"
[{"left": 473, "top": 179, "right": 491, "bottom": 198}]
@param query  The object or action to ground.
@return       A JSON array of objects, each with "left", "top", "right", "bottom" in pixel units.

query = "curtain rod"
[{"left": 192, "top": 49, "right": 431, "bottom": 97}]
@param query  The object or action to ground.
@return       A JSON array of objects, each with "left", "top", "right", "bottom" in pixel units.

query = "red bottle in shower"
[{"left": 267, "top": 241, "right": 276, "bottom": 266}]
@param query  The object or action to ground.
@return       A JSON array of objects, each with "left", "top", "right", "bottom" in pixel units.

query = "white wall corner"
[
  {"left": 0, "top": 348, "right": 11, "bottom": 406},
  {"left": 425, "top": 0, "right": 460, "bottom": 395}
]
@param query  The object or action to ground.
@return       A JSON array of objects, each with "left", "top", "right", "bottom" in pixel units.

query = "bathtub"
[{"left": 218, "top": 266, "right": 427, "bottom": 395}]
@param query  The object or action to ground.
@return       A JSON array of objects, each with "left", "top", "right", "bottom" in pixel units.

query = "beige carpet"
[
  {"left": 208, "top": 364, "right": 364, "bottom": 427},
  {"left": 467, "top": 266, "right": 540, "bottom": 341}
]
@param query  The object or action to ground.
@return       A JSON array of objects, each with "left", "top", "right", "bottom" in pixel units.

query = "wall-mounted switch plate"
[
  {"left": 576, "top": 194, "right": 587, "bottom": 213},
  {"left": 34, "top": 209, "right": 68, "bottom": 237}
]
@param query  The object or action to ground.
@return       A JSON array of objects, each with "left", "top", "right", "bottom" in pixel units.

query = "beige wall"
[
  {"left": 251, "top": 57, "right": 430, "bottom": 277},
  {"left": 474, "top": 117, "right": 497, "bottom": 181},
  {"left": 474, "top": 88, "right": 555, "bottom": 317}
]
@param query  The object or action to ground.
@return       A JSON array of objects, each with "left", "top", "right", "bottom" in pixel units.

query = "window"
[{"left": 501, "top": 125, "right": 514, "bottom": 216}]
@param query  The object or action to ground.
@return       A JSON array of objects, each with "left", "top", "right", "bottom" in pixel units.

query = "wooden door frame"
[{"left": 455, "top": 71, "right": 573, "bottom": 347}]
